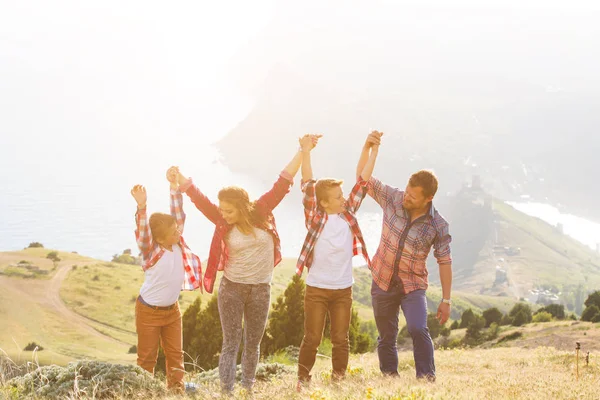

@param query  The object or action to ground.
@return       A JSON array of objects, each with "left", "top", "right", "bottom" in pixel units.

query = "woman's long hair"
[{"left": 218, "top": 186, "right": 271, "bottom": 235}]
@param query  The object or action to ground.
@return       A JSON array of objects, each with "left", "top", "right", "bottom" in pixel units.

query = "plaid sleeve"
[
  {"left": 170, "top": 188, "right": 186, "bottom": 233},
  {"left": 256, "top": 171, "right": 294, "bottom": 214},
  {"left": 301, "top": 179, "right": 318, "bottom": 229},
  {"left": 367, "top": 176, "right": 398, "bottom": 209},
  {"left": 134, "top": 206, "right": 153, "bottom": 262},
  {"left": 346, "top": 176, "right": 369, "bottom": 214},
  {"left": 433, "top": 220, "right": 452, "bottom": 266}
]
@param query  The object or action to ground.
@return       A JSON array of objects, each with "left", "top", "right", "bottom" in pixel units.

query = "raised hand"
[
  {"left": 365, "top": 130, "right": 384, "bottom": 148},
  {"left": 131, "top": 185, "right": 147, "bottom": 208},
  {"left": 166, "top": 166, "right": 179, "bottom": 189},
  {"left": 299, "top": 133, "right": 323, "bottom": 152},
  {"left": 174, "top": 168, "right": 189, "bottom": 186}
]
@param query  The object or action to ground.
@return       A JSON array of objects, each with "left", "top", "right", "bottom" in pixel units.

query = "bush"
[
  {"left": 111, "top": 253, "right": 139, "bottom": 265},
  {"left": 486, "top": 323, "right": 500, "bottom": 341},
  {"left": 482, "top": 307, "right": 503, "bottom": 328},
  {"left": 509, "top": 303, "right": 532, "bottom": 323},
  {"left": 459, "top": 309, "right": 476, "bottom": 329},
  {"left": 532, "top": 311, "right": 553, "bottom": 323},
  {"left": 450, "top": 320, "right": 459, "bottom": 330},
  {"left": 266, "top": 346, "right": 299, "bottom": 365},
  {"left": 463, "top": 315, "right": 486, "bottom": 346},
  {"left": 194, "top": 363, "right": 293, "bottom": 384},
  {"left": 427, "top": 313, "right": 443, "bottom": 339},
  {"left": 584, "top": 291, "right": 600, "bottom": 309},
  {"left": 440, "top": 326, "right": 451, "bottom": 337},
  {"left": 497, "top": 331, "right": 523, "bottom": 344},
  {"left": 8, "top": 361, "right": 165, "bottom": 399},
  {"left": 128, "top": 345, "right": 137, "bottom": 354},
  {"left": 536, "top": 304, "right": 565, "bottom": 320},
  {"left": 23, "top": 342, "right": 44, "bottom": 351},
  {"left": 581, "top": 305, "right": 600, "bottom": 322},
  {"left": 92, "top": 275, "right": 100, "bottom": 281},
  {"left": 27, "top": 242, "right": 44, "bottom": 248},
  {"left": 512, "top": 310, "right": 529, "bottom": 327},
  {"left": 500, "top": 314, "right": 513, "bottom": 326}
]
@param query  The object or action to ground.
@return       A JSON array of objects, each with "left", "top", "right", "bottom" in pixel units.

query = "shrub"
[
  {"left": 195, "top": 363, "right": 293, "bottom": 384},
  {"left": 8, "top": 361, "right": 165, "bottom": 399},
  {"left": 459, "top": 309, "right": 476, "bottom": 329},
  {"left": 532, "top": 311, "right": 553, "bottom": 323},
  {"left": 463, "top": 315, "right": 486, "bottom": 346},
  {"left": 512, "top": 310, "right": 529, "bottom": 327},
  {"left": 581, "top": 305, "right": 600, "bottom": 322},
  {"left": 497, "top": 331, "right": 523, "bottom": 344},
  {"left": 584, "top": 291, "right": 600, "bottom": 309},
  {"left": 92, "top": 275, "right": 100, "bottom": 281},
  {"left": 450, "top": 320, "right": 459, "bottom": 330},
  {"left": 509, "top": 303, "right": 532, "bottom": 323},
  {"left": 27, "top": 242, "right": 44, "bottom": 248},
  {"left": 23, "top": 342, "right": 44, "bottom": 351},
  {"left": 427, "top": 313, "right": 443, "bottom": 339},
  {"left": 486, "top": 323, "right": 500, "bottom": 341},
  {"left": 536, "top": 304, "right": 565, "bottom": 320},
  {"left": 500, "top": 314, "right": 513, "bottom": 326},
  {"left": 128, "top": 345, "right": 137, "bottom": 354},
  {"left": 482, "top": 308, "right": 503, "bottom": 328}
]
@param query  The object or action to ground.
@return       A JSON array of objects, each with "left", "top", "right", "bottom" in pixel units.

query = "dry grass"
[{"left": 1, "top": 347, "right": 597, "bottom": 400}]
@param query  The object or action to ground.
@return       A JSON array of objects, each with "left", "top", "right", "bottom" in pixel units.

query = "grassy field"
[
  {"left": 59, "top": 256, "right": 519, "bottom": 339},
  {"left": 0, "top": 248, "right": 96, "bottom": 279},
  {"left": 492, "top": 200, "right": 600, "bottom": 290},
  {"left": 2, "top": 345, "right": 598, "bottom": 399},
  {"left": 0, "top": 243, "right": 591, "bottom": 370}
]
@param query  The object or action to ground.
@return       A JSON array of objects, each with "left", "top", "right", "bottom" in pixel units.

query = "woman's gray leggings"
[{"left": 217, "top": 277, "right": 271, "bottom": 392}]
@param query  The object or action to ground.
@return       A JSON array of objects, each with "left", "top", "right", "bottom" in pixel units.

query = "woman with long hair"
[{"left": 168, "top": 135, "right": 318, "bottom": 394}]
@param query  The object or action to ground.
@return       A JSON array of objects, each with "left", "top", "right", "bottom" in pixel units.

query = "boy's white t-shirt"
[
  {"left": 139, "top": 244, "right": 185, "bottom": 306},
  {"left": 306, "top": 213, "right": 354, "bottom": 289}
]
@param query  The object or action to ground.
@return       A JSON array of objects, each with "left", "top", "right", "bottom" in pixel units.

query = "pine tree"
[
  {"left": 263, "top": 274, "right": 305, "bottom": 355},
  {"left": 181, "top": 295, "right": 222, "bottom": 371}
]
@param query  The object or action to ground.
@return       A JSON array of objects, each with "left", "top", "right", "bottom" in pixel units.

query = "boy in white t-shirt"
[
  {"left": 131, "top": 170, "right": 203, "bottom": 393},
  {"left": 295, "top": 132, "right": 382, "bottom": 388}
]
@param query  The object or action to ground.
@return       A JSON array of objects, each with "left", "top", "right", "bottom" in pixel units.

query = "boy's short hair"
[
  {"left": 408, "top": 170, "right": 438, "bottom": 198},
  {"left": 315, "top": 178, "right": 344, "bottom": 206},
  {"left": 149, "top": 213, "right": 177, "bottom": 242}
]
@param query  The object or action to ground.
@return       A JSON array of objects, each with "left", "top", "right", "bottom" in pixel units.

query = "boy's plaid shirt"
[
  {"left": 134, "top": 188, "right": 203, "bottom": 292},
  {"left": 296, "top": 177, "right": 371, "bottom": 275},
  {"left": 367, "top": 177, "right": 452, "bottom": 294}
]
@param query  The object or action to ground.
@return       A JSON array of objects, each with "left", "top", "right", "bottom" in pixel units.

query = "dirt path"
[{"left": 0, "top": 264, "right": 129, "bottom": 346}]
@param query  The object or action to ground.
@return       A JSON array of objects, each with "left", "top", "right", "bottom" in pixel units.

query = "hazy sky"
[
  {"left": 1, "top": 1, "right": 599, "bottom": 256},
  {"left": 1, "top": 0, "right": 599, "bottom": 163}
]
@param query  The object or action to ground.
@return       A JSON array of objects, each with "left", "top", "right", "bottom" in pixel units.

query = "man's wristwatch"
[{"left": 441, "top": 298, "right": 452, "bottom": 305}]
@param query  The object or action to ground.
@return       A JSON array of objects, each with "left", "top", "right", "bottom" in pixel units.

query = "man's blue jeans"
[{"left": 371, "top": 280, "right": 435, "bottom": 378}]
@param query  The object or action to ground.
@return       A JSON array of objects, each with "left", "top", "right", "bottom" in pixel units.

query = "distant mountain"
[{"left": 217, "top": 66, "right": 600, "bottom": 222}]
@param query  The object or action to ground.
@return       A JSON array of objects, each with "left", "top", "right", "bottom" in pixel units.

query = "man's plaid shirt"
[
  {"left": 367, "top": 177, "right": 452, "bottom": 293},
  {"left": 134, "top": 188, "right": 203, "bottom": 292},
  {"left": 296, "top": 177, "right": 371, "bottom": 275}
]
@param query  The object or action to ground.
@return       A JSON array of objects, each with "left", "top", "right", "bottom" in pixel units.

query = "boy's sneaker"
[{"left": 184, "top": 381, "right": 198, "bottom": 394}]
